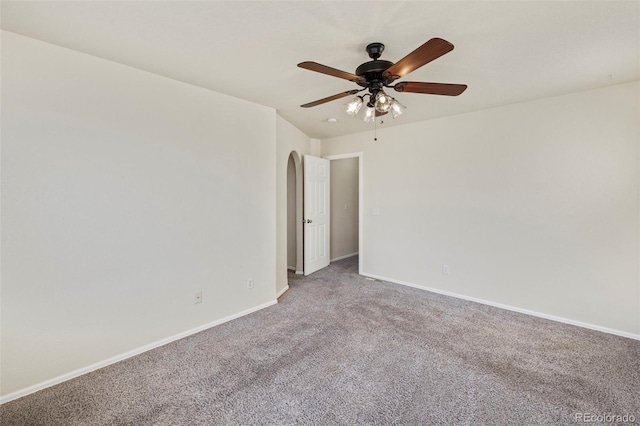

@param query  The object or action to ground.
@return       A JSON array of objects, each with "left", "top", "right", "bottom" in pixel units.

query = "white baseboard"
[
  {"left": 331, "top": 252, "right": 359, "bottom": 262},
  {"left": 361, "top": 272, "right": 640, "bottom": 341},
  {"left": 287, "top": 266, "right": 295, "bottom": 271},
  {"left": 276, "top": 285, "right": 289, "bottom": 299},
  {"left": 0, "top": 299, "right": 278, "bottom": 405},
  {"left": 295, "top": 270, "right": 303, "bottom": 275}
]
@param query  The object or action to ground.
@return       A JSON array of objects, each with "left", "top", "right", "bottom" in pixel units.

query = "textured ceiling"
[{"left": 2, "top": 1, "right": 639, "bottom": 139}]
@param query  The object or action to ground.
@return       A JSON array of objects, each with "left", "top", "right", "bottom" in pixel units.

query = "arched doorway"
[{"left": 286, "top": 151, "right": 303, "bottom": 276}]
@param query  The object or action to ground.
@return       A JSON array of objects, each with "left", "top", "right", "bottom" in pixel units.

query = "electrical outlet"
[
  {"left": 195, "top": 291, "right": 203, "bottom": 304},
  {"left": 442, "top": 264, "right": 450, "bottom": 276},
  {"left": 247, "top": 278, "right": 254, "bottom": 289}
]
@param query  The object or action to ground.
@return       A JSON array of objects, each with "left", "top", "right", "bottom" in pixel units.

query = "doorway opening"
[
  {"left": 325, "top": 152, "right": 363, "bottom": 275},
  {"left": 286, "top": 151, "right": 303, "bottom": 276}
]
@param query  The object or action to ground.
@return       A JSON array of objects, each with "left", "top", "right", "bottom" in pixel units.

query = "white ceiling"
[{"left": 2, "top": 1, "right": 638, "bottom": 139}]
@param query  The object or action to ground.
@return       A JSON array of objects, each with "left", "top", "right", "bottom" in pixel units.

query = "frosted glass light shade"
[
  {"left": 375, "top": 91, "right": 392, "bottom": 113},
  {"left": 362, "top": 106, "right": 375, "bottom": 122},
  {"left": 390, "top": 99, "right": 406, "bottom": 118},
  {"left": 345, "top": 96, "right": 363, "bottom": 116}
]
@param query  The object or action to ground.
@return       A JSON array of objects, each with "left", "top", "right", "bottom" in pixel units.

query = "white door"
[{"left": 303, "top": 155, "right": 330, "bottom": 275}]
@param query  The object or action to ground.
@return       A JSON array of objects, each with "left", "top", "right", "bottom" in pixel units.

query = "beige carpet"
[{"left": 1, "top": 256, "right": 639, "bottom": 425}]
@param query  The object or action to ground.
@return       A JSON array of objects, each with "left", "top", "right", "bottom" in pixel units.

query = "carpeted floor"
[{"left": 2, "top": 256, "right": 639, "bottom": 425}]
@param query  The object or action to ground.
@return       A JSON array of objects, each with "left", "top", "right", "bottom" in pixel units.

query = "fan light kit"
[
  {"left": 298, "top": 39, "right": 467, "bottom": 124},
  {"left": 345, "top": 91, "right": 406, "bottom": 122}
]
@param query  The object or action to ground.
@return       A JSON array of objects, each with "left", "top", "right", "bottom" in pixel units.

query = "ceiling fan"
[{"left": 298, "top": 38, "right": 467, "bottom": 121}]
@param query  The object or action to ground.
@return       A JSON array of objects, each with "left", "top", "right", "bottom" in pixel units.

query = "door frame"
[
  {"left": 287, "top": 151, "right": 304, "bottom": 275},
  {"left": 323, "top": 152, "right": 363, "bottom": 276}
]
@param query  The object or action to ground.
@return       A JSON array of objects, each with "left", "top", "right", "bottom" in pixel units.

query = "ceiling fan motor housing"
[{"left": 356, "top": 60, "right": 393, "bottom": 81}]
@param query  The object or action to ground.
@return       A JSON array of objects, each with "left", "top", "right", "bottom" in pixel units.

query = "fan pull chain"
[{"left": 374, "top": 116, "right": 377, "bottom": 141}]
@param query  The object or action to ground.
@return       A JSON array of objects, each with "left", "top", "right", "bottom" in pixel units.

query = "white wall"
[
  {"left": 322, "top": 81, "right": 640, "bottom": 337},
  {"left": 1, "top": 31, "right": 277, "bottom": 399},
  {"left": 330, "top": 158, "right": 359, "bottom": 260},
  {"left": 276, "top": 115, "right": 311, "bottom": 293},
  {"left": 310, "top": 139, "right": 322, "bottom": 157}
]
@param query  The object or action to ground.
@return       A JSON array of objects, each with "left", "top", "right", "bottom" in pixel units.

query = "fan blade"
[
  {"left": 394, "top": 82, "right": 467, "bottom": 96},
  {"left": 301, "top": 90, "right": 360, "bottom": 108},
  {"left": 298, "top": 61, "right": 364, "bottom": 83},
  {"left": 383, "top": 38, "right": 454, "bottom": 83}
]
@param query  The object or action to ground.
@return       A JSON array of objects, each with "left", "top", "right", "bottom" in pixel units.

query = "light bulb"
[
  {"left": 375, "top": 91, "right": 392, "bottom": 113},
  {"left": 390, "top": 99, "right": 406, "bottom": 118},
  {"left": 362, "top": 106, "right": 375, "bottom": 123},
  {"left": 344, "top": 96, "right": 363, "bottom": 116}
]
